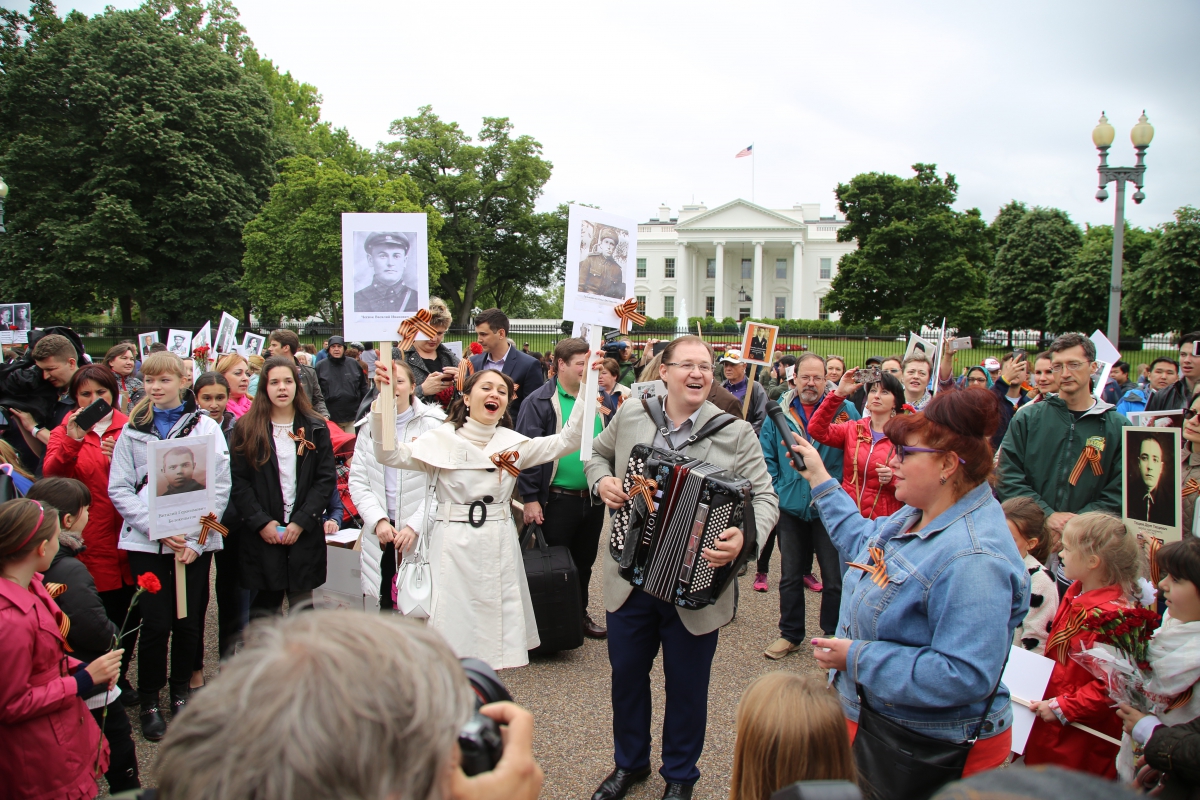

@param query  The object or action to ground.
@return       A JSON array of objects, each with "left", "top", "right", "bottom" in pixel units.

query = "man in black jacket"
[
  {"left": 1147, "top": 331, "right": 1200, "bottom": 412},
  {"left": 469, "top": 308, "right": 544, "bottom": 422},
  {"left": 315, "top": 336, "right": 368, "bottom": 432},
  {"left": 515, "top": 337, "right": 606, "bottom": 639}
]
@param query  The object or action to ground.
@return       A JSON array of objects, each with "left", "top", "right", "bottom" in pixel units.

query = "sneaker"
[
  {"left": 753, "top": 572, "right": 769, "bottom": 592},
  {"left": 803, "top": 574, "right": 824, "bottom": 593},
  {"left": 763, "top": 637, "right": 800, "bottom": 660}
]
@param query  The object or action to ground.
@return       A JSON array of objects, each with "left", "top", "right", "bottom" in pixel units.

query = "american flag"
[{"left": 735, "top": 144, "right": 753, "bottom": 158}]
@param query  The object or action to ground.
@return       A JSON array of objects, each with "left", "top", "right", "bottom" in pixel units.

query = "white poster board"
[
  {"left": 562, "top": 204, "right": 637, "bottom": 329},
  {"left": 443, "top": 340, "right": 463, "bottom": 361},
  {"left": 214, "top": 312, "right": 239, "bottom": 355},
  {"left": 1090, "top": 329, "right": 1121, "bottom": 402},
  {"left": 241, "top": 333, "right": 265, "bottom": 357},
  {"left": 342, "top": 213, "right": 430, "bottom": 342},
  {"left": 146, "top": 435, "right": 218, "bottom": 540},
  {"left": 1123, "top": 426, "right": 1183, "bottom": 544},
  {"left": 1002, "top": 646, "right": 1056, "bottom": 755},
  {"left": 167, "top": 329, "right": 192, "bottom": 358},
  {"left": 904, "top": 332, "right": 937, "bottom": 361},
  {"left": 630, "top": 380, "right": 667, "bottom": 400},
  {"left": 137, "top": 331, "right": 159, "bottom": 359}
]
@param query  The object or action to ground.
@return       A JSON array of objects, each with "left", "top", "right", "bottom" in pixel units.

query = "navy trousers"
[{"left": 607, "top": 588, "right": 719, "bottom": 785}]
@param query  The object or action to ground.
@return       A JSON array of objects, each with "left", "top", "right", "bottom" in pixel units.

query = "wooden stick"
[
  {"left": 1010, "top": 695, "right": 1122, "bottom": 746},
  {"left": 741, "top": 364, "right": 758, "bottom": 419},
  {"left": 380, "top": 340, "right": 397, "bottom": 451},
  {"left": 175, "top": 560, "right": 187, "bottom": 619}
]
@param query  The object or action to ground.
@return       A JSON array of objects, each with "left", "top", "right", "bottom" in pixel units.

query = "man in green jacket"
[{"left": 997, "top": 332, "right": 1129, "bottom": 539}]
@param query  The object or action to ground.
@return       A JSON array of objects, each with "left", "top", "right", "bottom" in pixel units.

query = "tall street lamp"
[
  {"left": 0, "top": 175, "right": 8, "bottom": 234},
  {"left": 1092, "top": 111, "right": 1154, "bottom": 343}
]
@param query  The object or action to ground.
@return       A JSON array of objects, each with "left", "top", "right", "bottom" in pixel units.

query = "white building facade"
[{"left": 633, "top": 199, "right": 856, "bottom": 322}]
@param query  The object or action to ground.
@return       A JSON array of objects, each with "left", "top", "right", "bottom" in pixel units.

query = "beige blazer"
[{"left": 585, "top": 398, "right": 779, "bottom": 635}]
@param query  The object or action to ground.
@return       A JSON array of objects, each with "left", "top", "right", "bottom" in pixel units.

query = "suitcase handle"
[{"left": 520, "top": 522, "right": 549, "bottom": 552}]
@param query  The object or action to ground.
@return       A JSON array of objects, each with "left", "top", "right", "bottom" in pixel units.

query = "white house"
[{"left": 632, "top": 199, "right": 856, "bottom": 322}]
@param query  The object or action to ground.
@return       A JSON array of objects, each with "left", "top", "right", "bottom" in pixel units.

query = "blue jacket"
[
  {"left": 1115, "top": 387, "right": 1148, "bottom": 416},
  {"left": 759, "top": 390, "right": 858, "bottom": 521},
  {"left": 810, "top": 478, "right": 1029, "bottom": 742}
]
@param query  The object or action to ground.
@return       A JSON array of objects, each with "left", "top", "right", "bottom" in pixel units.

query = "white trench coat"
[{"left": 371, "top": 399, "right": 585, "bottom": 669}]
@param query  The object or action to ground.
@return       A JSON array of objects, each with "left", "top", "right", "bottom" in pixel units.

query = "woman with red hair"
[{"left": 788, "top": 389, "right": 1029, "bottom": 797}]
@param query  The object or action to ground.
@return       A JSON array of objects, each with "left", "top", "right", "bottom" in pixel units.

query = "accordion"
[{"left": 610, "top": 444, "right": 753, "bottom": 609}]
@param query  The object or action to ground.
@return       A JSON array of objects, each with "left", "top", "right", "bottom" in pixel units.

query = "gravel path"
[{"left": 110, "top": 532, "right": 827, "bottom": 800}]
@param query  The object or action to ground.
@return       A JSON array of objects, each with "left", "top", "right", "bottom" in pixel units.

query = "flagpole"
[{"left": 752, "top": 143, "right": 755, "bottom": 203}]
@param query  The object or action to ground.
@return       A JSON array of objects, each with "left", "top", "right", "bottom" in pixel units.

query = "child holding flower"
[{"left": 1025, "top": 512, "right": 1147, "bottom": 778}]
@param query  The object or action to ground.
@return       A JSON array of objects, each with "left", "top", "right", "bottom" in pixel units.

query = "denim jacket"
[{"left": 811, "top": 477, "right": 1029, "bottom": 742}]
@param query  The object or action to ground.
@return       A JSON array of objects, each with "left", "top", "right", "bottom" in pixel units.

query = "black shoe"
[
  {"left": 118, "top": 678, "right": 138, "bottom": 707},
  {"left": 662, "top": 782, "right": 694, "bottom": 800},
  {"left": 592, "top": 767, "right": 652, "bottom": 800},
  {"left": 170, "top": 690, "right": 189, "bottom": 719},
  {"left": 139, "top": 698, "right": 166, "bottom": 741},
  {"left": 583, "top": 614, "right": 608, "bottom": 639}
]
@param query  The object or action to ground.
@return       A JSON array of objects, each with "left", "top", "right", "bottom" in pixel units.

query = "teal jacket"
[
  {"left": 996, "top": 395, "right": 1129, "bottom": 516},
  {"left": 760, "top": 390, "right": 860, "bottom": 521}
]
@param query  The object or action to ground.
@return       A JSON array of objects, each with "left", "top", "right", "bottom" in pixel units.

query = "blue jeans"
[{"left": 607, "top": 589, "right": 719, "bottom": 785}]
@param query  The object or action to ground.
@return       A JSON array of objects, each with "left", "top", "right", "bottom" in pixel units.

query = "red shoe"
[
  {"left": 753, "top": 572, "right": 769, "bottom": 592},
  {"left": 803, "top": 574, "right": 824, "bottom": 593}
]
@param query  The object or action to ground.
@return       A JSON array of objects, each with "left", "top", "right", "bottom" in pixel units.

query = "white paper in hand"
[{"left": 1003, "top": 645, "right": 1056, "bottom": 754}]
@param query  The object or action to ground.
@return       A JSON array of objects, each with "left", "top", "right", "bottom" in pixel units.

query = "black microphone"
[{"left": 766, "top": 402, "right": 806, "bottom": 473}]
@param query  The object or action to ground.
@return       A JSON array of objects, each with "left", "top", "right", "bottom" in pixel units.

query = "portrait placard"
[
  {"left": 739, "top": 322, "right": 779, "bottom": 366},
  {"left": 166, "top": 329, "right": 192, "bottom": 358},
  {"left": 904, "top": 332, "right": 937, "bottom": 361},
  {"left": 443, "top": 340, "right": 463, "bottom": 361},
  {"left": 241, "top": 333, "right": 265, "bottom": 357},
  {"left": 562, "top": 204, "right": 637, "bottom": 328},
  {"left": 146, "top": 434, "right": 218, "bottom": 540},
  {"left": 214, "top": 312, "right": 239, "bottom": 355},
  {"left": 630, "top": 380, "right": 666, "bottom": 401},
  {"left": 1126, "top": 410, "right": 1184, "bottom": 429},
  {"left": 342, "top": 213, "right": 430, "bottom": 342},
  {"left": 1122, "top": 426, "right": 1183, "bottom": 544},
  {"left": 137, "top": 331, "right": 159, "bottom": 358},
  {"left": 1090, "top": 330, "right": 1121, "bottom": 402}
]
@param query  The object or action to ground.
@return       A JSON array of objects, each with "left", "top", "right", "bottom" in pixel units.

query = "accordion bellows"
[{"left": 610, "top": 444, "right": 753, "bottom": 609}]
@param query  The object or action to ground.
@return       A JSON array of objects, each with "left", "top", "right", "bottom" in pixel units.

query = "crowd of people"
[{"left": 2, "top": 313, "right": 1199, "bottom": 800}]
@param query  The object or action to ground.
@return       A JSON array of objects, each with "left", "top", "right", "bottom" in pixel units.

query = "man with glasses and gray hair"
[{"left": 997, "top": 332, "right": 1130, "bottom": 594}]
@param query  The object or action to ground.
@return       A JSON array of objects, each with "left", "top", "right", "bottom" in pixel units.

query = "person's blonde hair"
[
  {"left": 1062, "top": 512, "right": 1145, "bottom": 598},
  {"left": 428, "top": 296, "right": 453, "bottom": 329},
  {"left": 0, "top": 440, "right": 33, "bottom": 482},
  {"left": 639, "top": 353, "right": 663, "bottom": 383},
  {"left": 215, "top": 352, "right": 248, "bottom": 375},
  {"left": 130, "top": 352, "right": 188, "bottom": 428},
  {"left": 156, "top": 612, "right": 473, "bottom": 800},
  {"left": 729, "top": 673, "right": 855, "bottom": 800}
]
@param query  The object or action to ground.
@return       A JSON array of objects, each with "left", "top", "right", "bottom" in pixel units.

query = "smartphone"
[
  {"left": 652, "top": 341, "right": 670, "bottom": 355},
  {"left": 950, "top": 336, "right": 973, "bottom": 352},
  {"left": 1012, "top": 348, "right": 1027, "bottom": 363},
  {"left": 74, "top": 398, "right": 113, "bottom": 431},
  {"left": 852, "top": 365, "right": 882, "bottom": 384}
]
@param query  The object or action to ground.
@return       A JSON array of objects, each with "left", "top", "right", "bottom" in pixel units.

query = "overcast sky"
[{"left": 18, "top": 0, "right": 1200, "bottom": 229}]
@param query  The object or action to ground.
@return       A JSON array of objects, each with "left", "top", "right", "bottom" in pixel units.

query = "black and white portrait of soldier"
[
  {"left": 1126, "top": 430, "right": 1177, "bottom": 527},
  {"left": 353, "top": 231, "right": 418, "bottom": 313},
  {"left": 159, "top": 445, "right": 206, "bottom": 497},
  {"left": 577, "top": 224, "right": 627, "bottom": 300},
  {"left": 14, "top": 303, "right": 30, "bottom": 331},
  {"left": 0, "top": 305, "right": 12, "bottom": 329}
]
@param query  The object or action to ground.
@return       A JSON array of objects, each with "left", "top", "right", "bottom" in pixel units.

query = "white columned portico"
[
  {"left": 713, "top": 241, "right": 725, "bottom": 320},
  {"left": 791, "top": 241, "right": 804, "bottom": 319},
  {"left": 676, "top": 241, "right": 689, "bottom": 318},
  {"left": 751, "top": 241, "right": 763, "bottom": 319}
]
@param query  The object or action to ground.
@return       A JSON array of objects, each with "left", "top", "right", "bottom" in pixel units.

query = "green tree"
[
  {"left": 988, "top": 200, "right": 1027, "bottom": 252},
  {"left": 988, "top": 207, "right": 1082, "bottom": 334},
  {"left": 1125, "top": 206, "right": 1200, "bottom": 336},
  {"left": 824, "top": 163, "right": 992, "bottom": 332},
  {"left": 241, "top": 155, "right": 444, "bottom": 323},
  {"left": 0, "top": 2, "right": 281, "bottom": 324},
  {"left": 1045, "top": 222, "right": 1158, "bottom": 337},
  {"left": 382, "top": 106, "right": 564, "bottom": 324}
]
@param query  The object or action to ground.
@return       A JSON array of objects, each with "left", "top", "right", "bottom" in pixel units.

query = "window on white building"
[
  {"left": 775, "top": 258, "right": 787, "bottom": 279},
  {"left": 664, "top": 258, "right": 675, "bottom": 279},
  {"left": 706, "top": 258, "right": 716, "bottom": 279},
  {"left": 818, "top": 297, "right": 829, "bottom": 321},
  {"left": 663, "top": 295, "right": 675, "bottom": 318},
  {"left": 636, "top": 258, "right": 646, "bottom": 278},
  {"left": 706, "top": 296, "right": 715, "bottom": 317},
  {"left": 741, "top": 258, "right": 752, "bottom": 279},
  {"left": 775, "top": 297, "right": 786, "bottom": 318},
  {"left": 636, "top": 295, "right": 646, "bottom": 314},
  {"left": 820, "top": 257, "right": 832, "bottom": 280},
  {"left": 738, "top": 306, "right": 751, "bottom": 321}
]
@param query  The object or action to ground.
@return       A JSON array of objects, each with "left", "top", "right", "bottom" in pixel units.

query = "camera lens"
[{"left": 457, "top": 658, "right": 512, "bottom": 777}]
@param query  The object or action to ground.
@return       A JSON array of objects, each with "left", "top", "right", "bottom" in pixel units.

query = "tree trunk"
[
  {"left": 119, "top": 294, "right": 134, "bottom": 327},
  {"left": 459, "top": 253, "right": 482, "bottom": 326}
]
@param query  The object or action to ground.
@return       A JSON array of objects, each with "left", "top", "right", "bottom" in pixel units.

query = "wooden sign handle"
[{"left": 380, "top": 340, "right": 397, "bottom": 451}]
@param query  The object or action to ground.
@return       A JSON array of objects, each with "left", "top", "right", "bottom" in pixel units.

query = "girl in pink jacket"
[{"left": 0, "top": 498, "right": 123, "bottom": 800}]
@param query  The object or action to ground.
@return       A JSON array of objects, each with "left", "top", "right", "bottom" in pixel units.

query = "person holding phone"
[{"left": 395, "top": 297, "right": 460, "bottom": 412}]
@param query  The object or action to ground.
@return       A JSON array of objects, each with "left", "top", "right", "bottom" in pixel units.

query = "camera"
[
  {"left": 602, "top": 341, "right": 629, "bottom": 358},
  {"left": 853, "top": 365, "right": 882, "bottom": 385},
  {"left": 458, "top": 658, "right": 512, "bottom": 776}
]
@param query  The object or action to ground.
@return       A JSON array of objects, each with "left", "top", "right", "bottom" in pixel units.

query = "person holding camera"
[{"left": 586, "top": 335, "right": 778, "bottom": 800}]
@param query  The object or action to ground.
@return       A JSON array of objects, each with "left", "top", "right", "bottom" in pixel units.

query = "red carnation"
[
  {"left": 469, "top": 342, "right": 483, "bottom": 355},
  {"left": 137, "top": 572, "right": 162, "bottom": 594}
]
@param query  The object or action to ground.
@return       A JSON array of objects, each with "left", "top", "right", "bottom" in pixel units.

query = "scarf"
[
  {"left": 1145, "top": 611, "right": 1200, "bottom": 721},
  {"left": 227, "top": 394, "right": 253, "bottom": 418},
  {"left": 153, "top": 403, "right": 186, "bottom": 439},
  {"left": 458, "top": 417, "right": 498, "bottom": 450}
]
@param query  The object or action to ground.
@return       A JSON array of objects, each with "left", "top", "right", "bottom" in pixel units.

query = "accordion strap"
[{"left": 641, "top": 398, "right": 738, "bottom": 451}]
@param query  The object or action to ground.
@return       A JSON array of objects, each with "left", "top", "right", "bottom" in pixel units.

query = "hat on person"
[
  {"left": 865, "top": 355, "right": 884, "bottom": 366},
  {"left": 721, "top": 349, "right": 745, "bottom": 364},
  {"left": 597, "top": 226, "right": 620, "bottom": 244},
  {"left": 328, "top": 335, "right": 346, "bottom": 346},
  {"left": 983, "top": 357, "right": 1002, "bottom": 371},
  {"left": 363, "top": 232, "right": 411, "bottom": 254}
]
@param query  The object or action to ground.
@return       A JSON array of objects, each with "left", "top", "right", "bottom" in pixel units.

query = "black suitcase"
[{"left": 521, "top": 523, "right": 584, "bottom": 653}]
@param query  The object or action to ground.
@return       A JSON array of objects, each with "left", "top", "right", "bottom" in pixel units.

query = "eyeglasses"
[
  {"left": 966, "top": 377, "right": 988, "bottom": 384},
  {"left": 665, "top": 362, "right": 714, "bottom": 373},
  {"left": 1049, "top": 361, "right": 1088, "bottom": 373},
  {"left": 894, "top": 445, "right": 966, "bottom": 464},
  {"left": 883, "top": 367, "right": 901, "bottom": 375},
  {"left": 1185, "top": 407, "right": 1199, "bottom": 421}
]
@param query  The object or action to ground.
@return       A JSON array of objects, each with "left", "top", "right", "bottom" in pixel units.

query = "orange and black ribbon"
[
  {"left": 397, "top": 309, "right": 441, "bottom": 353},
  {"left": 491, "top": 450, "right": 521, "bottom": 480},
  {"left": 1167, "top": 686, "right": 1194, "bottom": 712},
  {"left": 288, "top": 427, "right": 316, "bottom": 457},
  {"left": 1068, "top": 445, "right": 1104, "bottom": 486},
  {"left": 614, "top": 298, "right": 646, "bottom": 335},
  {"left": 1047, "top": 605, "right": 1089, "bottom": 665},
  {"left": 44, "top": 582, "right": 67, "bottom": 599},
  {"left": 847, "top": 546, "right": 889, "bottom": 589},
  {"left": 197, "top": 512, "right": 229, "bottom": 546},
  {"left": 56, "top": 609, "right": 72, "bottom": 652},
  {"left": 629, "top": 475, "right": 658, "bottom": 512},
  {"left": 1184, "top": 479, "right": 1199, "bottom": 497},
  {"left": 1139, "top": 533, "right": 1163, "bottom": 588},
  {"left": 456, "top": 357, "right": 475, "bottom": 393}
]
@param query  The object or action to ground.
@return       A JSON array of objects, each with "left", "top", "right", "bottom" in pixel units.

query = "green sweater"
[{"left": 996, "top": 395, "right": 1129, "bottom": 516}]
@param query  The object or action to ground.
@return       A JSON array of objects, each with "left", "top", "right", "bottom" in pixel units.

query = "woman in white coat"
[
  {"left": 349, "top": 361, "right": 445, "bottom": 607},
  {"left": 372, "top": 365, "right": 586, "bottom": 669}
]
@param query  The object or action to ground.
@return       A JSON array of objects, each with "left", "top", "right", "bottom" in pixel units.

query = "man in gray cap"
[
  {"left": 354, "top": 232, "right": 418, "bottom": 313},
  {"left": 578, "top": 226, "right": 626, "bottom": 299}
]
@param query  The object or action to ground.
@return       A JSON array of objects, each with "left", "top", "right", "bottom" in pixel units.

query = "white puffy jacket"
[{"left": 349, "top": 398, "right": 445, "bottom": 598}]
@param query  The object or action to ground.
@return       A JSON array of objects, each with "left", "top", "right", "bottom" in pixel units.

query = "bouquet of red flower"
[
  {"left": 192, "top": 344, "right": 211, "bottom": 372},
  {"left": 95, "top": 572, "right": 160, "bottom": 774},
  {"left": 1071, "top": 606, "right": 1163, "bottom": 712}
]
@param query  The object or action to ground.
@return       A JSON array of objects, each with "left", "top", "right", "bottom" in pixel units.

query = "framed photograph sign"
[
  {"left": 1122, "top": 426, "right": 1183, "bottom": 544},
  {"left": 342, "top": 213, "right": 430, "bottom": 342},
  {"left": 146, "top": 434, "right": 219, "bottom": 540},
  {"left": 561, "top": 204, "right": 637, "bottom": 328},
  {"left": 739, "top": 322, "right": 779, "bottom": 367}
]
